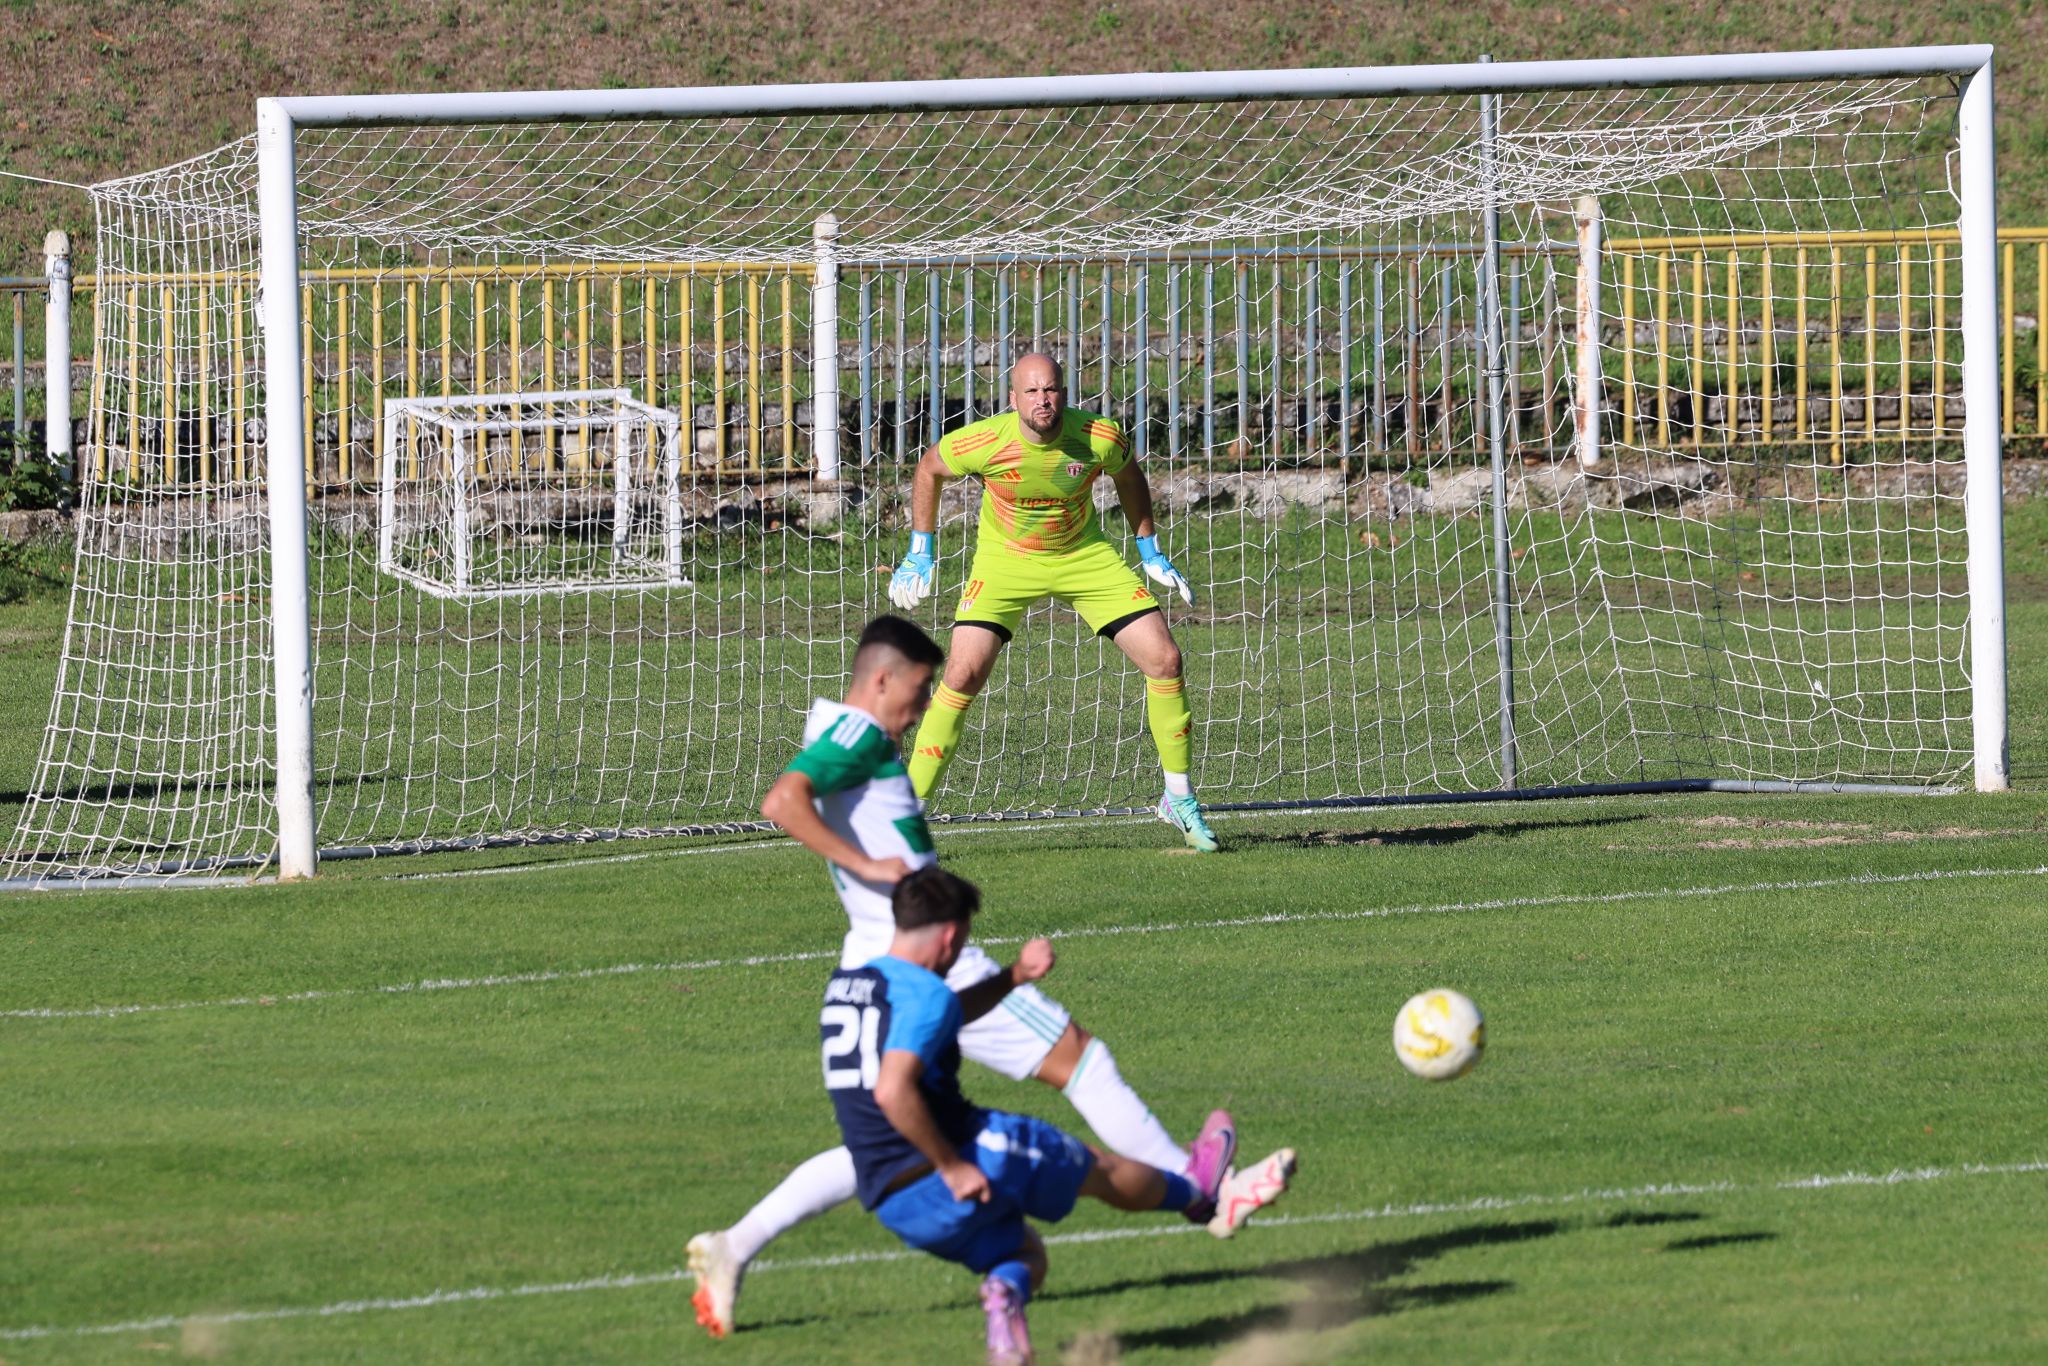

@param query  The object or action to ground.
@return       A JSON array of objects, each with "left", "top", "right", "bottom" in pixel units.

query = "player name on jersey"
[{"left": 823, "top": 974, "right": 877, "bottom": 1007}]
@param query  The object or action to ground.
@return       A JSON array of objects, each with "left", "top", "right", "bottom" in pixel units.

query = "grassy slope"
[{"left": 1, "top": 0, "right": 2046, "bottom": 279}]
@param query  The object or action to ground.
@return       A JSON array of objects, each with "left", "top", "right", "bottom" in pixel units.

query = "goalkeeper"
[{"left": 889, "top": 352, "right": 1218, "bottom": 852}]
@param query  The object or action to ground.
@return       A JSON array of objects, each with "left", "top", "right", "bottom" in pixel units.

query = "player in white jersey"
[{"left": 686, "top": 615, "right": 1235, "bottom": 1340}]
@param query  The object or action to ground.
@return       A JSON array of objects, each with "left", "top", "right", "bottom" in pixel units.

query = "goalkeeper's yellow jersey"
[{"left": 936, "top": 409, "right": 1131, "bottom": 556}]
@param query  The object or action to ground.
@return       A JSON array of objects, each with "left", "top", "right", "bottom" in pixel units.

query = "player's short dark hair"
[
  {"left": 892, "top": 865, "right": 979, "bottom": 930},
  {"left": 853, "top": 615, "right": 944, "bottom": 681}
]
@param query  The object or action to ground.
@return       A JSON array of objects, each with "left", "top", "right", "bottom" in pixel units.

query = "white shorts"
[{"left": 945, "top": 945, "right": 1073, "bottom": 1081}]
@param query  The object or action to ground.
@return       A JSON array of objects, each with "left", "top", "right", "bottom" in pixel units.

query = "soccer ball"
[{"left": 1392, "top": 989, "right": 1485, "bottom": 1080}]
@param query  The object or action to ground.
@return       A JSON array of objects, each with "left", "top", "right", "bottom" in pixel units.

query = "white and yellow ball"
[{"left": 1392, "top": 988, "right": 1485, "bottom": 1080}]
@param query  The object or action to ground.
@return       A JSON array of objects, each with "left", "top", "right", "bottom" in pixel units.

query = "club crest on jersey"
[{"left": 1066, "top": 462, "right": 1085, "bottom": 478}]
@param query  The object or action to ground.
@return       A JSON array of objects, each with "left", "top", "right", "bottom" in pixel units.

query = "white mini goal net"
[
  {"left": 4, "top": 49, "right": 2008, "bottom": 879},
  {"left": 378, "top": 390, "right": 685, "bottom": 599}
]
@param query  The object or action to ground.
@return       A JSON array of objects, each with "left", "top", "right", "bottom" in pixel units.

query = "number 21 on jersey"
[{"left": 821, "top": 1003, "right": 881, "bottom": 1089}]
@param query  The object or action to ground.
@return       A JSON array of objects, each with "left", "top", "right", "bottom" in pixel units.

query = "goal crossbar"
[{"left": 258, "top": 46, "right": 1995, "bottom": 127}]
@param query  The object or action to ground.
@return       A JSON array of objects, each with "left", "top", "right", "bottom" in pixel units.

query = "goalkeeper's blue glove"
[
  {"left": 889, "top": 531, "right": 936, "bottom": 610},
  {"left": 1135, "top": 535, "right": 1195, "bottom": 607}
]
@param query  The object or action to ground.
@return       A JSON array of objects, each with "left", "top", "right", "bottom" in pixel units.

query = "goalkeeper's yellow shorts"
[{"left": 953, "top": 537, "right": 1159, "bottom": 641}]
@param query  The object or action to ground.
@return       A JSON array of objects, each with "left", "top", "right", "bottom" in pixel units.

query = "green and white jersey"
[{"left": 787, "top": 699, "right": 939, "bottom": 968}]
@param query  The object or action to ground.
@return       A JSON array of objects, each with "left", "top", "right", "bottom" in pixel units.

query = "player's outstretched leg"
[
  {"left": 687, "top": 1145, "right": 858, "bottom": 1337},
  {"left": 962, "top": 1138, "right": 1260, "bottom": 1364},
  {"left": 1026, "top": 1023, "right": 1232, "bottom": 1226},
  {"left": 1032, "top": 1025, "right": 1188, "bottom": 1173},
  {"left": 1081, "top": 1145, "right": 1214, "bottom": 1213},
  {"left": 1208, "top": 1147, "right": 1299, "bottom": 1238}
]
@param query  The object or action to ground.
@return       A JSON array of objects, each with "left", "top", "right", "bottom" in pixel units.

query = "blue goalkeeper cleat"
[{"left": 1157, "top": 792, "right": 1220, "bottom": 852}]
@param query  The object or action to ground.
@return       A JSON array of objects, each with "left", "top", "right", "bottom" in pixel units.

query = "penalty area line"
[
  {"left": 4, "top": 1157, "right": 2042, "bottom": 1342},
  {"left": 6, "top": 862, "right": 2046, "bottom": 1022},
  {"left": 377, "top": 813, "right": 1177, "bottom": 882}
]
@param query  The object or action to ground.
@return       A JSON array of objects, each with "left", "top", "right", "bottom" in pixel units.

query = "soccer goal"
[
  {"left": 4, "top": 46, "right": 2009, "bottom": 881},
  {"left": 378, "top": 390, "right": 686, "bottom": 599}
]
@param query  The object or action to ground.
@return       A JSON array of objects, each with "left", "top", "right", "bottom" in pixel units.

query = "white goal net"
[{"left": 3, "top": 50, "right": 2007, "bottom": 879}]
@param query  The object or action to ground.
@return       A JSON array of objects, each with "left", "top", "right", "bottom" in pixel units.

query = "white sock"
[
  {"left": 1060, "top": 1039, "right": 1188, "bottom": 1171},
  {"left": 724, "top": 1145, "right": 858, "bottom": 1264},
  {"left": 1162, "top": 771, "right": 1193, "bottom": 798}
]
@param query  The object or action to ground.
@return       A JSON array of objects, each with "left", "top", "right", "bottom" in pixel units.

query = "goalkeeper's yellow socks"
[
  {"left": 907, "top": 682, "right": 976, "bottom": 798},
  {"left": 1145, "top": 675, "right": 1194, "bottom": 781}
]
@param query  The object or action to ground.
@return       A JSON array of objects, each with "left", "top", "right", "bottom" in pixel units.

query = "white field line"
[
  {"left": 7, "top": 862, "right": 2046, "bottom": 1023},
  {"left": 3, "top": 1157, "right": 2043, "bottom": 1343},
  {"left": 382, "top": 814, "right": 1173, "bottom": 882},
  {"left": 0, "top": 815, "right": 1176, "bottom": 897}
]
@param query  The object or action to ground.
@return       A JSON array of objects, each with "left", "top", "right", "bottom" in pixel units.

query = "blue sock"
[
  {"left": 989, "top": 1259, "right": 1033, "bottom": 1305},
  {"left": 1157, "top": 1171, "right": 1198, "bottom": 1211}
]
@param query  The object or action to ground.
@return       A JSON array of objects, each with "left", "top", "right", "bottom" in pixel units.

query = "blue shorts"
[{"left": 874, "top": 1111, "right": 1096, "bottom": 1274}]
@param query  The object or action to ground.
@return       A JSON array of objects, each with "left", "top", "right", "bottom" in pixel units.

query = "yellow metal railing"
[
  {"left": 10, "top": 227, "right": 2048, "bottom": 489},
  {"left": 1606, "top": 227, "right": 2048, "bottom": 461},
  {"left": 57, "top": 261, "right": 810, "bottom": 489}
]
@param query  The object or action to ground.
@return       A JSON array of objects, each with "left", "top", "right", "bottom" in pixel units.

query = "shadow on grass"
[
  {"left": 1665, "top": 1231, "right": 1778, "bottom": 1252},
  {"left": 744, "top": 1208, "right": 1781, "bottom": 1347},
  {"left": 1054, "top": 1218, "right": 1562, "bottom": 1354},
  {"left": 1226, "top": 813, "right": 1648, "bottom": 850},
  {"left": 1602, "top": 1209, "right": 1707, "bottom": 1228},
  {"left": 743, "top": 1220, "right": 1556, "bottom": 1338}
]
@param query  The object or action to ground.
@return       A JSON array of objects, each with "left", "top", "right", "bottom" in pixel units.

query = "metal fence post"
[
  {"left": 811, "top": 214, "right": 840, "bottom": 479},
  {"left": 1574, "top": 198, "right": 1604, "bottom": 468},
  {"left": 44, "top": 230, "right": 73, "bottom": 479},
  {"left": 10, "top": 289, "right": 22, "bottom": 441}
]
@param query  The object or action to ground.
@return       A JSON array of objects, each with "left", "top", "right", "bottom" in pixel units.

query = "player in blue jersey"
[{"left": 828, "top": 865, "right": 1297, "bottom": 1366}]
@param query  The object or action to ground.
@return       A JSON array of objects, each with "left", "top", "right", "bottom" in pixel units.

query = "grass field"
[
  {"left": 1, "top": 493, "right": 2046, "bottom": 1361},
  {"left": 2, "top": 793, "right": 2047, "bottom": 1362},
  {"left": 3, "top": 5, "right": 2046, "bottom": 1357}
]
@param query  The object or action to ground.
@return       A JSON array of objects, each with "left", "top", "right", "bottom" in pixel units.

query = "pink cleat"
[
  {"left": 980, "top": 1275, "right": 1034, "bottom": 1366},
  {"left": 1209, "top": 1147, "right": 1298, "bottom": 1238},
  {"left": 1181, "top": 1108, "right": 1238, "bottom": 1224}
]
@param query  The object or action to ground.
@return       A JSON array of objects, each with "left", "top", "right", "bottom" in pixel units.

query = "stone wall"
[{"left": 5, "top": 457, "right": 2041, "bottom": 554}]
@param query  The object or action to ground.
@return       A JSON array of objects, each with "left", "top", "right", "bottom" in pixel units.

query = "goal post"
[
  {"left": 6, "top": 45, "right": 2010, "bottom": 883},
  {"left": 1958, "top": 60, "right": 2010, "bottom": 794},
  {"left": 257, "top": 97, "right": 316, "bottom": 881}
]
